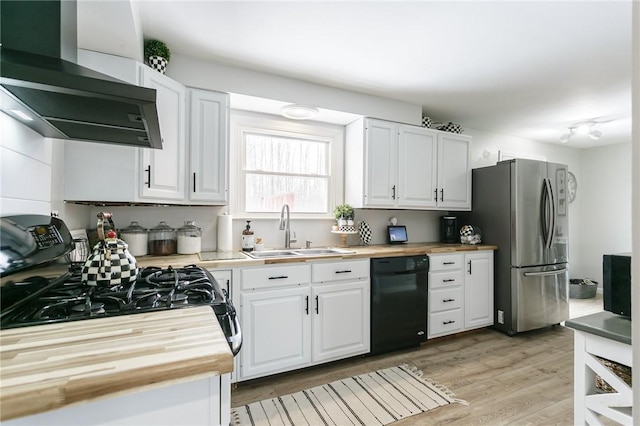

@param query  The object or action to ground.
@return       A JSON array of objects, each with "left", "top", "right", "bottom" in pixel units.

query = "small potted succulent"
[
  {"left": 333, "top": 204, "right": 354, "bottom": 228},
  {"left": 144, "top": 39, "right": 171, "bottom": 74}
]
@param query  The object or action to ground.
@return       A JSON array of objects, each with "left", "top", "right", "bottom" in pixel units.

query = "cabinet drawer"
[
  {"left": 311, "top": 260, "right": 369, "bottom": 283},
  {"left": 429, "top": 287, "right": 463, "bottom": 313},
  {"left": 241, "top": 265, "right": 310, "bottom": 290},
  {"left": 429, "top": 309, "right": 463, "bottom": 337},
  {"left": 429, "top": 254, "right": 463, "bottom": 271},
  {"left": 429, "top": 270, "right": 463, "bottom": 289}
]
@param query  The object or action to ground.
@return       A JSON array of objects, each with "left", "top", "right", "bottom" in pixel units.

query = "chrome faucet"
[{"left": 279, "top": 203, "right": 291, "bottom": 248}]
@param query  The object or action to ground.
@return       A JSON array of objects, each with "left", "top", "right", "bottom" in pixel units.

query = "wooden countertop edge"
[
  {"left": 0, "top": 307, "right": 233, "bottom": 422},
  {"left": 136, "top": 244, "right": 498, "bottom": 269}
]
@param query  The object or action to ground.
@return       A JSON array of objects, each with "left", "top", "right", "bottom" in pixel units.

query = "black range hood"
[{"left": 0, "top": 0, "right": 162, "bottom": 149}]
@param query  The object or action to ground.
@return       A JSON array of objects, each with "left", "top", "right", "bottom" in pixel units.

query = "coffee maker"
[{"left": 441, "top": 216, "right": 458, "bottom": 243}]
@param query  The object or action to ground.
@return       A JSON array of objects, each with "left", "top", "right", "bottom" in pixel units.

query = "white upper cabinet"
[
  {"left": 436, "top": 132, "right": 471, "bottom": 210},
  {"left": 346, "top": 117, "right": 471, "bottom": 210},
  {"left": 363, "top": 119, "right": 397, "bottom": 207},
  {"left": 139, "top": 66, "right": 186, "bottom": 201},
  {"left": 64, "top": 51, "right": 229, "bottom": 205},
  {"left": 397, "top": 124, "right": 438, "bottom": 208},
  {"left": 187, "top": 89, "right": 229, "bottom": 204}
]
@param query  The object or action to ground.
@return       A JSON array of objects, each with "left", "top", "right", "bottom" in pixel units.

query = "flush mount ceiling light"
[
  {"left": 560, "top": 121, "right": 602, "bottom": 143},
  {"left": 281, "top": 104, "right": 319, "bottom": 120}
]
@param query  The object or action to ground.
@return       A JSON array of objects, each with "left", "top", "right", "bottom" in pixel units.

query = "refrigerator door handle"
[
  {"left": 523, "top": 268, "right": 568, "bottom": 277},
  {"left": 547, "top": 177, "right": 556, "bottom": 246},
  {"left": 542, "top": 178, "right": 554, "bottom": 249},
  {"left": 540, "top": 181, "right": 549, "bottom": 246}
]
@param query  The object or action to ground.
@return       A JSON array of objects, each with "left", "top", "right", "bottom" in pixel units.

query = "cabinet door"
[
  {"left": 240, "top": 287, "right": 311, "bottom": 379},
  {"left": 188, "top": 89, "right": 229, "bottom": 204},
  {"left": 397, "top": 125, "right": 438, "bottom": 208},
  {"left": 312, "top": 281, "right": 369, "bottom": 363},
  {"left": 464, "top": 251, "right": 494, "bottom": 329},
  {"left": 139, "top": 66, "right": 186, "bottom": 201},
  {"left": 437, "top": 133, "right": 471, "bottom": 210},
  {"left": 364, "top": 119, "right": 397, "bottom": 207}
]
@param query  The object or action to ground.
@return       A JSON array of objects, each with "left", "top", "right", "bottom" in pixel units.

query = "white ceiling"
[{"left": 81, "top": 1, "right": 634, "bottom": 148}]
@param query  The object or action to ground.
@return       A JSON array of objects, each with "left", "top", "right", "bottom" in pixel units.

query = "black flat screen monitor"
[{"left": 387, "top": 226, "right": 408, "bottom": 244}]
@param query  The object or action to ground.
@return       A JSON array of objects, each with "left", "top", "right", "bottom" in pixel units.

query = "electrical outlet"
[{"left": 498, "top": 310, "right": 504, "bottom": 324}]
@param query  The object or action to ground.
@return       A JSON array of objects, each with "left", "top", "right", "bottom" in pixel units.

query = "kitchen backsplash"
[{"left": 78, "top": 205, "right": 444, "bottom": 252}]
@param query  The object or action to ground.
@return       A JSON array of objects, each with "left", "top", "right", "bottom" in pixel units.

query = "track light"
[{"left": 559, "top": 121, "right": 602, "bottom": 143}]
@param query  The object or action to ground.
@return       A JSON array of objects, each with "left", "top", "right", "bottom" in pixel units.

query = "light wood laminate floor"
[{"left": 232, "top": 296, "right": 602, "bottom": 425}]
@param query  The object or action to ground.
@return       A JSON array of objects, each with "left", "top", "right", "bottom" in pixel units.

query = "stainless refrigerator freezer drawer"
[{"left": 512, "top": 264, "right": 569, "bottom": 333}]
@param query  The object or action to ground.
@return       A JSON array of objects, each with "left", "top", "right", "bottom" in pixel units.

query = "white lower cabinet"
[
  {"left": 240, "top": 287, "right": 311, "bottom": 379},
  {"left": 237, "top": 260, "right": 369, "bottom": 381},
  {"left": 428, "top": 251, "right": 493, "bottom": 338},
  {"left": 312, "top": 281, "right": 369, "bottom": 363},
  {"left": 464, "top": 251, "right": 494, "bottom": 329},
  {"left": 4, "top": 375, "right": 230, "bottom": 426}
]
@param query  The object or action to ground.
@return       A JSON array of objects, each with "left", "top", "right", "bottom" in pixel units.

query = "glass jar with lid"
[
  {"left": 119, "top": 221, "right": 148, "bottom": 256},
  {"left": 148, "top": 221, "right": 176, "bottom": 256},
  {"left": 177, "top": 221, "right": 202, "bottom": 254}
]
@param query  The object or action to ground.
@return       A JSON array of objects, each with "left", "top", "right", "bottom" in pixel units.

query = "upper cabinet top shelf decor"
[{"left": 345, "top": 118, "right": 471, "bottom": 211}]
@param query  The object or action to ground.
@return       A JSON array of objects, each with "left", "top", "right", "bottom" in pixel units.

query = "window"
[{"left": 231, "top": 111, "right": 344, "bottom": 218}]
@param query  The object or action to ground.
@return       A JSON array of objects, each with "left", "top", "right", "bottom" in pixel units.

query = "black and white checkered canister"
[
  {"left": 81, "top": 240, "right": 138, "bottom": 287},
  {"left": 358, "top": 221, "right": 372, "bottom": 245},
  {"left": 148, "top": 55, "right": 168, "bottom": 74}
]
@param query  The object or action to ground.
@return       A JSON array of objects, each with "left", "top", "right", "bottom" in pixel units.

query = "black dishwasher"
[{"left": 371, "top": 255, "right": 429, "bottom": 354}]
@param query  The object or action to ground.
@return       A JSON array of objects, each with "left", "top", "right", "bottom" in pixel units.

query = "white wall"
[
  {"left": 577, "top": 143, "right": 633, "bottom": 285},
  {"left": 167, "top": 53, "right": 422, "bottom": 126},
  {"left": 0, "top": 113, "right": 53, "bottom": 216}
]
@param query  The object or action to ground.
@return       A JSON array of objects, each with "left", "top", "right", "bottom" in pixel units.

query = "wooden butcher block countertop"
[
  {"left": 136, "top": 243, "right": 498, "bottom": 269},
  {"left": 0, "top": 306, "right": 233, "bottom": 421}
]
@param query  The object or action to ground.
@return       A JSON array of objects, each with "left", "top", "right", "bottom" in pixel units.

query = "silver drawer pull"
[
  {"left": 443, "top": 298, "right": 455, "bottom": 302},
  {"left": 443, "top": 278, "right": 456, "bottom": 282},
  {"left": 443, "top": 261, "right": 456, "bottom": 265},
  {"left": 443, "top": 320, "right": 456, "bottom": 325},
  {"left": 268, "top": 275, "right": 288, "bottom": 280}
]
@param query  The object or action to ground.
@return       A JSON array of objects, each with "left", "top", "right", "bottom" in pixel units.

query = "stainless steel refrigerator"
[{"left": 459, "top": 159, "right": 569, "bottom": 335}]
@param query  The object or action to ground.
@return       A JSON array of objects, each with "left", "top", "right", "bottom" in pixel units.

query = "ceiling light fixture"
[
  {"left": 281, "top": 104, "right": 319, "bottom": 120},
  {"left": 559, "top": 121, "right": 602, "bottom": 143}
]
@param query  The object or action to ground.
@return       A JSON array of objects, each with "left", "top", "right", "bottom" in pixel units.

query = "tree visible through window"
[{"left": 244, "top": 132, "right": 330, "bottom": 213}]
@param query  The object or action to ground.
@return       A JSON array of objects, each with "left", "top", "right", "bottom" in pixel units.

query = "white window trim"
[{"left": 230, "top": 110, "right": 344, "bottom": 219}]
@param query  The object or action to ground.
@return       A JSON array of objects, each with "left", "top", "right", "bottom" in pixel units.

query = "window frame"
[{"left": 230, "top": 110, "right": 344, "bottom": 219}]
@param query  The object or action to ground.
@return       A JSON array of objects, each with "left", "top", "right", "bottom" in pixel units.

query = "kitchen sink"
[
  {"left": 293, "top": 248, "right": 354, "bottom": 255},
  {"left": 245, "top": 250, "right": 301, "bottom": 258},
  {"left": 245, "top": 247, "right": 354, "bottom": 259}
]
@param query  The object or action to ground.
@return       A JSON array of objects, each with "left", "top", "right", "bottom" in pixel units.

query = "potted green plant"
[
  {"left": 333, "top": 204, "right": 354, "bottom": 228},
  {"left": 144, "top": 39, "right": 171, "bottom": 74}
]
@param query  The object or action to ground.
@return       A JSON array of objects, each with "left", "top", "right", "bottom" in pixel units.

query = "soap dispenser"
[{"left": 242, "top": 221, "right": 255, "bottom": 252}]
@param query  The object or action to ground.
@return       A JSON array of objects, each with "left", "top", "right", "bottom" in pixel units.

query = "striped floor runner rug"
[{"left": 231, "top": 364, "right": 467, "bottom": 425}]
